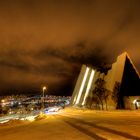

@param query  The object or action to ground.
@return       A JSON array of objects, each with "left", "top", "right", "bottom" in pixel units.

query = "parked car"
[{"left": 45, "top": 106, "right": 62, "bottom": 113}]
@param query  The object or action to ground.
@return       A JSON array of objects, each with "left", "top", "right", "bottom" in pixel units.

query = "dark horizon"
[{"left": 0, "top": 0, "right": 140, "bottom": 96}]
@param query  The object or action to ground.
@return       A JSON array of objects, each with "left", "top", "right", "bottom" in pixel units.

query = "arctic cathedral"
[{"left": 71, "top": 52, "right": 140, "bottom": 110}]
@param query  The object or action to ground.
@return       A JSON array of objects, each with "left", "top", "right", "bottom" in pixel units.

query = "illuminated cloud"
[{"left": 0, "top": 0, "right": 139, "bottom": 95}]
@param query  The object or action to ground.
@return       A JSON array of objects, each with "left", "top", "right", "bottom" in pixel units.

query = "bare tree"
[
  {"left": 112, "top": 82, "right": 121, "bottom": 108},
  {"left": 92, "top": 78, "right": 109, "bottom": 110},
  {"left": 103, "top": 89, "right": 111, "bottom": 110}
]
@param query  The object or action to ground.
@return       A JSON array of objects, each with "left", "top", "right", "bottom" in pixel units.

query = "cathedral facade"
[{"left": 71, "top": 52, "right": 140, "bottom": 110}]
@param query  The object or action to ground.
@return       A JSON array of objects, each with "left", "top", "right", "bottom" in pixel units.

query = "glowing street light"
[
  {"left": 1, "top": 99, "right": 5, "bottom": 103},
  {"left": 42, "top": 86, "right": 47, "bottom": 109},
  {"left": 43, "top": 86, "right": 47, "bottom": 91},
  {"left": 43, "top": 86, "right": 47, "bottom": 98}
]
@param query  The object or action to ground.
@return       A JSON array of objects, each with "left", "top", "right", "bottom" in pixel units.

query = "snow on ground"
[{"left": 0, "top": 108, "right": 140, "bottom": 140}]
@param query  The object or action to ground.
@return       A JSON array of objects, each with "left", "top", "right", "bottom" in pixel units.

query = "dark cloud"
[{"left": 0, "top": 0, "right": 140, "bottom": 95}]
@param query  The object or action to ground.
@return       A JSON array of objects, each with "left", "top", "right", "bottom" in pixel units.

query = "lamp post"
[{"left": 42, "top": 86, "right": 47, "bottom": 110}]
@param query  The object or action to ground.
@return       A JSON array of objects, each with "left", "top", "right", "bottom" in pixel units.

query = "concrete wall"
[{"left": 104, "top": 52, "right": 126, "bottom": 92}]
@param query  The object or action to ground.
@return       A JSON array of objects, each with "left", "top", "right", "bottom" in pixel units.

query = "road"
[{"left": 0, "top": 108, "right": 140, "bottom": 140}]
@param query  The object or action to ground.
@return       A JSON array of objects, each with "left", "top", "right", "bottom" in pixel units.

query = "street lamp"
[
  {"left": 1, "top": 99, "right": 5, "bottom": 103},
  {"left": 42, "top": 86, "right": 47, "bottom": 109}
]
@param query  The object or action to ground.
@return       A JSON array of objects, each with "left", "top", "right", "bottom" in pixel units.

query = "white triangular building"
[{"left": 71, "top": 52, "right": 140, "bottom": 110}]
